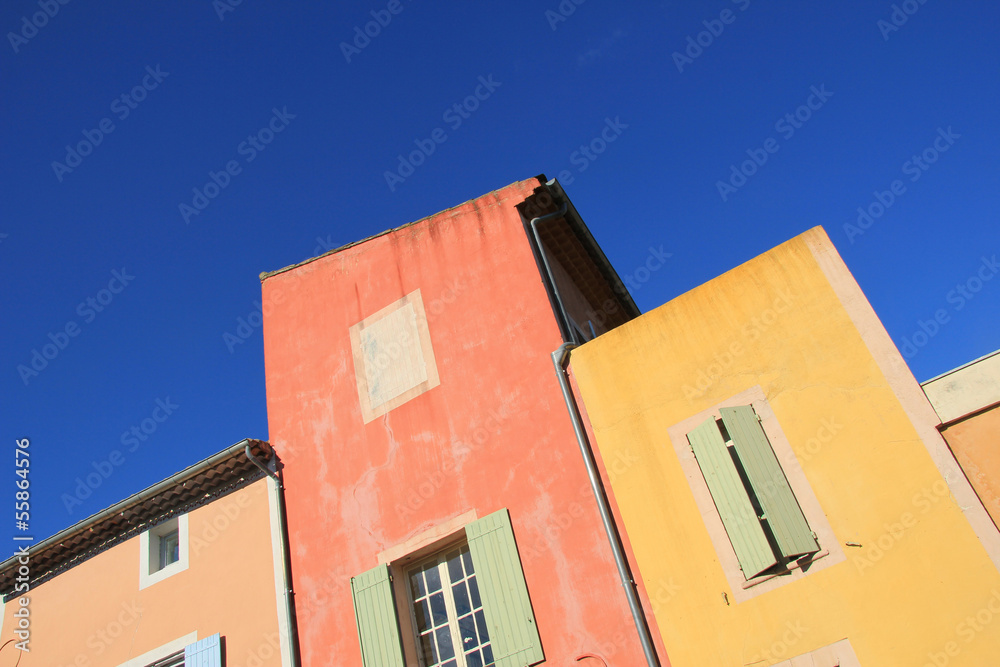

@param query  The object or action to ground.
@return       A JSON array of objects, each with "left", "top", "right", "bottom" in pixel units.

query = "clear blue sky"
[{"left": 3, "top": 1, "right": 998, "bottom": 543}]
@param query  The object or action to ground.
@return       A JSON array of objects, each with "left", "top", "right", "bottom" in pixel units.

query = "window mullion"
[{"left": 438, "top": 560, "right": 467, "bottom": 667}]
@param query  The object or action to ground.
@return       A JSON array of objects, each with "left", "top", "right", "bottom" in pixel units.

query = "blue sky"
[{"left": 3, "top": 1, "right": 998, "bottom": 543}]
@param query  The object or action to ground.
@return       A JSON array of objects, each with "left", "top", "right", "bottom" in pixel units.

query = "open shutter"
[
  {"left": 351, "top": 564, "right": 406, "bottom": 667},
  {"left": 148, "top": 651, "right": 185, "bottom": 667},
  {"left": 721, "top": 406, "right": 819, "bottom": 558},
  {"left": 185, "top": 634, "right": 222, "bottom": 667},
  {"left": 687, "top": 417, "right": 777, "bottom": 578},
  {"left": 466, "top": 509, "right": 544, "bottom": 667}
]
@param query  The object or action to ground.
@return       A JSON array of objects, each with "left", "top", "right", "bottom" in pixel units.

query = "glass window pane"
[
  {"left": 482, "top": 643, "right": 494, "bottom": 666},
  {"left": 459, "top": 613, "right": 478, "bottom": 649},
  {"left": 462, "top": 548, "right": 473, "bottom": 573},
  {"left": 475, "top": 609, "right": 490, "bottom": 645},
  {"left": 414, "top": 599, "right": 431, "bottom": 632},
  {"left": 468, "top": 576, "right": 482, "bottom": 608},
  {"left": 447, "top": 551, "right": 464, "bottom": 583},
  {"left": 411, "top": 571, "right": 426, "bottom": 599},
  {"left": 426, "top": 565, "right": 442, "bottom": 593},
  {"left": 443, "top": 661, "right": 458, "bottom": 667},
  {"left": 436, "top": 626, "right": 455, "bottom": 660},
  {"left": 466, "top": 651, "right": 484, "bottom": 667},
  {"left": 159, "top": 532, "right": 179, "bottom": 570},
  {"left": 430, "top": 592, "right": 448, "bottom": 626},
  {"left": 453, "top": 581, "right": 471, "bottom": 616},
  {"left": 419, "top": 633, "right": 436, "bottom": 665}
]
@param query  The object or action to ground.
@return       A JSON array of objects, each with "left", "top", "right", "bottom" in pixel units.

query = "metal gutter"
[
  {"left": 529, "top": 201, "right": 573, "bottom": 341},
  {"left": 245, "top": 445, "right": 301, "bottom": 667},
  {"left": 523, "top": 179, "right": 642, "bottom": 345},
  {"left": 552, "top": 343, "right": 662, "bottom": 667}
]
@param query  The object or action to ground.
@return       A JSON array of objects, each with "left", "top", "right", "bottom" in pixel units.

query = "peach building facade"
[
  {"left": 0, "top": 440, "right": 293, "bottom": 667},
  {"left": 923, "top": 349, "right": 1000, "bottom": 530}
]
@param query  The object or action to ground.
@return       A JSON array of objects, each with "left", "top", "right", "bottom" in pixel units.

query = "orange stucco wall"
[
  {"left": 0, "top": 478, "right": 283, "bottom": 667},
  {"left": 262, "top": 179, "right": 655, "bottom": 665},
  {"left": 942, "top": 406, "right": 1000, "bottom": 529}
]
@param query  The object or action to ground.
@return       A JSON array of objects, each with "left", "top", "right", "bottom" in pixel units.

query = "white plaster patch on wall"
[
  {"left": 350, "top": 289, "right": 440, "bottom": 423},
  {"left": 361, "top": 302, "right": 428, "bottom": 407}
]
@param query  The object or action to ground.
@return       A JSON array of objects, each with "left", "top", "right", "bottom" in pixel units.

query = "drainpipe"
[
  {"left": 246, "top": 445, "right": 301, "bottom": 667},
  {"left": 529, "top": 202, "right": 573, "bottom": 342},
  {"left": 552, "top": 343, "right": 662, "bottom": 667}
]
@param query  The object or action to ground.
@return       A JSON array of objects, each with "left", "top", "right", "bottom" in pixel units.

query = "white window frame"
[
  {"left": 353, "top": 509, "right": 542, "bottom": 667},
  {"left": 140, "top": 514, "right": 189, "bottom": 590},
  {"left": 403, "top": 542, "right": 494, "bottom": 667}
]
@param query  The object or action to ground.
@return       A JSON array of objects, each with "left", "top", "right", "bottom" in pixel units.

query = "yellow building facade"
[{"left": 569, "top": 227, "right": 1000, "bottom": 666}]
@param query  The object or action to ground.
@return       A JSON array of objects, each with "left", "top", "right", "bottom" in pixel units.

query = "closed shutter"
[
  {"left": 721, "top": 406, "right": 819, "bottom": 558},
  {"left": 184, "top": 634, "right": 222, "bottom": 667},
  {"left": 466, "top": 509, "right": 544, "bottom": 667},
  {"left": 688, "top": 417, "right": 777, "bottom": 578},
  {"left": 351, "top": 563, "right": 406, "bottom": 667}
]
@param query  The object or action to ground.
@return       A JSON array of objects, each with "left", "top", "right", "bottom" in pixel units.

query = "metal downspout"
[
  {"left": 246, "top": 445, "right": 301, "bottom": 667},
  {"left": 529, "top": 202, "right": 573, "bottom": 341},
  {"left": 552, "top": 343, "right": 662, "bottom": 667}
]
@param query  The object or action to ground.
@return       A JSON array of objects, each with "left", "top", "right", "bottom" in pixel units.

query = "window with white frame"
[
  {"left": 407, "top": 544, "right": 494, "bottom": 667},
  {"left": 139, "top": 514, "right": 189, "bottom": 589},
  {"left": 351, "top": 509, "right": 542, "bottom": 667},
  {"left": 159, "top": 527, "right": 180, "bottom": 570}
]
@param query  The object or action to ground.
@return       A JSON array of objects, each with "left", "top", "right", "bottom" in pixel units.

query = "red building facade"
[{"left": 260, "top": 177, "right": 664, "bottom": 666}]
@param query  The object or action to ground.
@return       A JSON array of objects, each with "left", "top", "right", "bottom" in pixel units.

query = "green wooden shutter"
[
  {"left": 184, "top": 634, "right": 222, "bottom": 667},
  {"left": 466, "top": 509, "right": 544, "bottom": 667},
  {"left": 721, "top": 406, "right": 819, "bottom": 559},
  {"left": 687, "top": 417, "right": 777, "bottom": 578},
  {"left": 351, "top": 563, "right": 405, "bottom": 667}
]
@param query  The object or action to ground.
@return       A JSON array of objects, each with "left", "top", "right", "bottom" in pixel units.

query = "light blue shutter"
[
  {"left": 687, "top": 417, "right": 777, "bottom": 578},
  {"left": 184, "top": 634, "right": 222, "bottom": 667},
  {"left": 466, "top": 509, "right": 544, "bottom": 667},
  {"left": 721, "top": 406, "right": 819, "bottom": 558},
  {"left": 351, "top": 563, "right": 405, "bottom": 667}
]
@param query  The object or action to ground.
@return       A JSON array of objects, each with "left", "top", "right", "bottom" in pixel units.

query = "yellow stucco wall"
[
  {"left": 0, "top": 477, "right": 285, "bottom": 667},
  {"left": 570, "top": 227, "right": 1000, "bottom": 666}
]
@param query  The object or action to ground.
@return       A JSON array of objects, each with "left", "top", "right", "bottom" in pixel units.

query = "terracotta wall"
[{"left": 262, "top": 178, "right": 656, "bottom": 665}]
